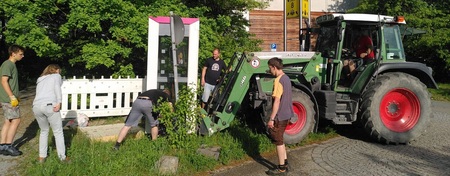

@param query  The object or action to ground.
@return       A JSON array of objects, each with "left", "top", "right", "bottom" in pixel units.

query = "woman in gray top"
[{"left": 32, "top": 64, "right": 68, "bottom": 163}]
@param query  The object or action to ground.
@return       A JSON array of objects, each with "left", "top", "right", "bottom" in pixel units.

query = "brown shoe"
[
  {"left": 38, "top": 157, "right": 46, "bottom": 163},
  {"left": 61, "top": 157, "right": 71, "bottom": 164}
]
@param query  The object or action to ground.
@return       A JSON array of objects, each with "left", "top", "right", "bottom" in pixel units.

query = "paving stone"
[
  {"left": 197, "top": 146, "right": 221, "bottom": 160},
  {"left": 156, "top": 155, "right": 179, "bottom": 175}
]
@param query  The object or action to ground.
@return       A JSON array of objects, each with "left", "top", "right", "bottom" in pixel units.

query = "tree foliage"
[
  {"left": 0, "top": 0, "right": 267, "bottom": 79},
  {"left": 349, "top": 0, "right": 450, "bottom": 82}
]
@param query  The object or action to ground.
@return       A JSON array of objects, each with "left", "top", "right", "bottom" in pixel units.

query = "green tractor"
[{"left": 199, "top": 13, "right": 437, "bottom": 145}]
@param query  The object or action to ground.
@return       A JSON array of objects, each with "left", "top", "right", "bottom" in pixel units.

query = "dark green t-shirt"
[{"left": 0, "top": 60, "right": 19, "bottom": 103}]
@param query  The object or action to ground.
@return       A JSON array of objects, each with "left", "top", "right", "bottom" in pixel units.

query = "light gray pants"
[
  {"left": 32, "top": 104, "right": 66, "bottom": 160},
  {"left": 202, "top": 83, "right": 216, "bottom": 103}
]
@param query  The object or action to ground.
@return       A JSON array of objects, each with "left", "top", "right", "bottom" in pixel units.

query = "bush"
[{"left": 155, "top": 86, "right": 202, "bottom": 149}]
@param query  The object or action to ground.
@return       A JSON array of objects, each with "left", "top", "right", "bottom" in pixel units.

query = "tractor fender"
[
  {"left": 373, "top": 62, "right": 438, "bottom": 89},
  {"left": 292, "top": 82, "right": 320, "bottom": 132}
]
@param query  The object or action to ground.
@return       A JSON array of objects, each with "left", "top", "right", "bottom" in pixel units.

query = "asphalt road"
[{"left": 212, "top": 101, "right": 450, "bottom": 176}]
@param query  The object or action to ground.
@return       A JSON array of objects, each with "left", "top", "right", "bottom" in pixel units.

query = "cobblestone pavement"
[
  {"left": 213, "top": 101, "right": 450, "bottom": 176},
  {"left": 311, "top": 112, "right": 450, "bottom": 175}
]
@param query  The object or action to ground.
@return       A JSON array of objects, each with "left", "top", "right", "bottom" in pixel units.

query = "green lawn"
[
  {"left": 20, "top": 121, "right": 336, "bottom": 176},
  {"left": 429, "top": 83, "right": 450, "bottom": 102}
]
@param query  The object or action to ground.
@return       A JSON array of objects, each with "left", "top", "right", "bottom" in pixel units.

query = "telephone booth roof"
[{"left": 149, "top": 16, "right": 199, "bottom": 25}]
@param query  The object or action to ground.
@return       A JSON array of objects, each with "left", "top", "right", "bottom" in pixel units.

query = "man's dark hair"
[
  {"left": 8, "top": 44, "right": 25, "bottom": 56},
  {"left": 268, "top": 57, "right": 283, "bottom": 69},
  {"left": 163, "top": 89, "right": 171, "bottom": 97}
]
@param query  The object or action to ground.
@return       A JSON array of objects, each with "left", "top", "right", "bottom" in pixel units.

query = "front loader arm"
[
  {"left": 199, "top": 51, "right": 317, "bottom": 136},
  {"left": 200, "top": 53, "right": 270, "bottom": 135}
]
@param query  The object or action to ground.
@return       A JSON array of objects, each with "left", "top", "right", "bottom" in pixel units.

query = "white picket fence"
[{"left": 60, "top": 76, "right": 145, "bottom": 119}]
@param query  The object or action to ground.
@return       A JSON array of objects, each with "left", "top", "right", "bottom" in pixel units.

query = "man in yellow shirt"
[{"left": 266, "top": 57, "right": 294, "bottom": 175}]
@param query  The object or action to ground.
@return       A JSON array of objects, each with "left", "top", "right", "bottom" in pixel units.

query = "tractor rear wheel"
[
  {"left": 360, "top": 72, "right": 431, "bottom": 144},
  {"left": 283, "top": 88, "right": 316, "bottom": 144}
]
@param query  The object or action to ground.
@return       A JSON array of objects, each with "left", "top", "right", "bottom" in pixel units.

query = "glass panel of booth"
[{"left": 157, "top": 36, "right": 189, "bottom": 91}]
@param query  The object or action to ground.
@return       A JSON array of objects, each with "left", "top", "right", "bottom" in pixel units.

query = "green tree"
[
  {"left": 349, "top": 0, "right": 450, "bottom": 82},
  {"left": 0, "top": 0, "right": 267, "bottom": 79}
]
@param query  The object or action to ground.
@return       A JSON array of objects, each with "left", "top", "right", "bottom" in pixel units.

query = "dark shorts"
[
  {"left": 124, "top": 99, "right": 158, "bottom": 127},
  {"left": 269, "top": 119, "right": 289, "bottom": 145}
]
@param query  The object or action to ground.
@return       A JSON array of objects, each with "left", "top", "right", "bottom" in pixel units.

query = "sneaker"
[
  {"left": 13, "top": 146, "right": 23, "bottom": 155},
  {"left": 38, "top": 157, "right": 46, "bottom": 163},
  {"left": 3, "top": 145, "right": 22, "bottom": 156},
  {"left": 113, "top": 145, "right": 120, "bottom": 151},
  {"left": 265, "top": 168, "right": 287, "bottom": 176},
  {"left": 0, "top": 145, "right": 5, "bottom": 155},
  {"left": 285, "top": 161, "right": 290, "bottom": 172}
]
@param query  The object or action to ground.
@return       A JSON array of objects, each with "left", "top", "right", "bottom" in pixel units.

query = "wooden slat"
[{"left": 249, "top": 10, "right": 325, "bottom": 51}]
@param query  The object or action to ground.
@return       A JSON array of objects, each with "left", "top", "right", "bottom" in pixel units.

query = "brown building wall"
[{"left": 249, "top": 10, "right": 325, "bottom": 51}]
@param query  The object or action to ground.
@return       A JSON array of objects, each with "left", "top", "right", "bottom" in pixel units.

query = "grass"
[
  {"left": 87, "top": 116, "right": 126, "bottom": 126},
  {"left": 19, "top": 119, "right": 337, "bottom": 176},
  {"left": 429, "top": 83, "right": 450, "bottom": 102}
]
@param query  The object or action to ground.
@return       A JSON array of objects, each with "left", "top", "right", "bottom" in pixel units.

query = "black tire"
[
  {"left": 262, "top": 88, "right": 315, "bottom": 145},
  {"left": 283, "top": 89, "right": 316, "bottom": 144},
  {"left": 263, "top": 87, "right": 316, "bottom": 144},
  {"left": 360, "top": 72, "right": 432, "bottom": 144}
]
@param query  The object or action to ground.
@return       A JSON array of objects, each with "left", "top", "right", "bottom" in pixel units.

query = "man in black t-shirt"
[
  {"left": 201, "top": 48, "right": 227, "bottom": 108},
  {"left": 113, "top": 89, "right": 171, "bottom": 150}
]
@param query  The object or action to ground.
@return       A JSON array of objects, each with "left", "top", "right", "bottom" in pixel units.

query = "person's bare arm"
[
  {"left": 267, "top": 97, "right": 280, "bottom": 128},
  {"left": 1, "top": 76, "right": 18, "bottom": 107},
  {"left": 1, "top": 76, "right": 13, "bottom": 97},
  {"left": 201, "top": 67, "right": 207, "bottom": 87}
]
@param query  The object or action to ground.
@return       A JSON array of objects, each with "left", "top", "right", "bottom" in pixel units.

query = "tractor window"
[
  {"left": 341, "top": 26, "right": 361, "bottom": 60},
  {"left": 383, "top": 25, "right": 406, "bottom": 60},
  {"left": 341, "top": 24, "right": 378, "bottom": 61},
  {"left": 316, "top": 26, "right": 338, "bottom": 58}
]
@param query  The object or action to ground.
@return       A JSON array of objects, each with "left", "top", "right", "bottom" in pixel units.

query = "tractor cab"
[{"left": 314, "top": 14, "right": 408, "bottom": 93}]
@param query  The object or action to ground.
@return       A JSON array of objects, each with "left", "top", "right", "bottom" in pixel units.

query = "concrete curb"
[{"left": 78, "top": 123, "right": 145, "bottom": 142}]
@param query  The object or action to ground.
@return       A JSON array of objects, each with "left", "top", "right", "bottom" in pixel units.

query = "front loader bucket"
[
  {"left": 198, "top": 119, "right": 209, "bottom": 135},
  {"left": 198, "top": 108, "right": 209, "bottom": 135}
]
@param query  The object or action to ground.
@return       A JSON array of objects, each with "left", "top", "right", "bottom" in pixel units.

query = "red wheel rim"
[
  {"left": 285, "top": 101, "right": 307, "bottom": 135},
  {"left": 380, "top": 88, "right": 420, "bottom": 132}
]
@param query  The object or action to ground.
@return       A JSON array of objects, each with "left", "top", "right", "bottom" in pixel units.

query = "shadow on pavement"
[
  {"left": 14, "top": 119, "right": 39, "bottom": 150},
  {"left": 226, "top": 123, "right": 277, "bottom": 170},
  {"left": 318, "top": 120, "right": 375, "bottom": 143}
]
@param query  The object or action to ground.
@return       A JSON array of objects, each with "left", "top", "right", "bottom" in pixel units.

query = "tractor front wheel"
[{"left": 283, "top": 89, "right": 316, "bottom": 145}]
